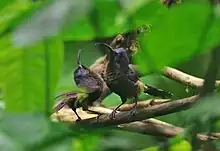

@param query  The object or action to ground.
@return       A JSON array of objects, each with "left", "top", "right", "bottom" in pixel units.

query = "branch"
[
  {"left": 109, "top": 98, "right": 171, "bottom": 111},
  {"left": 51, "top": 105, "right": 220, "bottom": 142},
  {"left": 163, "top": 66, "right": 220, "bottom": 88},
  {"left": 120, "top": 119, "right": 220, "bottom": 142},
  {"left": 127, "top": 65, "right": 220, "bottom": 89},
  {"left": 77, "top": 95, "right": 199, "bottom": 126}
]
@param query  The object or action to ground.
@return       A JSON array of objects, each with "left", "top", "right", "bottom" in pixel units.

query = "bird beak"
[{"left": 95, "top": 43, "right": 115, "bottom": 59}]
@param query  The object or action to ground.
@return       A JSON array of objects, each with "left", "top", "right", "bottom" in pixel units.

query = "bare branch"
[
  {"left": 163, "top": 67, "right": 220, "bottom": 88},
  {"left": 51, "top": 105, "right": 220, "bottom": 141},
  {"left": 109, "top": 98, "right": 171, "bottom": 111},
  {"left": 77, "top": 95, "right": 199, "bottom": 126}
]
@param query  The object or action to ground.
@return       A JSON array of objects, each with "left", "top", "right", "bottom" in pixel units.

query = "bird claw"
[
  {"left": 129, "top": 107, "right": 137, "bottom": 117},
  {"left": 75, "top": 118, "right": 82, "bottom": 122},
  {"left": 109, "top": 110, "right": 116, "bottom": 119}
]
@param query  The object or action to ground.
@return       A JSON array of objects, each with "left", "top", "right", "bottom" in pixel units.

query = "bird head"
[
  {"left": 74, "top": 49, "right": 90, "bottom": 77},
  {"left": 95, "top": 43, "right": 130, "bottom": 69}
]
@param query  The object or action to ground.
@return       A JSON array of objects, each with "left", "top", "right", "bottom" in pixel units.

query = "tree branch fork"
[{"left": 51, "top": 66, "right": 220, "bottom": 141}]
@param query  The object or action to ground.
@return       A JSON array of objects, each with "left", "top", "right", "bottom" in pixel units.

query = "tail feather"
[
  {"left": 144, "top": 84, "right": 173, "bottom": 98},
  {"left": 53, "top": 92, "right": 78, "bottom": 112}
]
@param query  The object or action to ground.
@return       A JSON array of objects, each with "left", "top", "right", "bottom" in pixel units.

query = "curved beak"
[
  {"left": 77, "top": 49, "right": 82, "bottom": 68},
  {"left": 95, "top": 43, "right": 115, "bottom": 59}
]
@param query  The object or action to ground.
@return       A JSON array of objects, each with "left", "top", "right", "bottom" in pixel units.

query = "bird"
[
  {"left": 95, "top": 43, "right": 173, "bottom": 119},
  {"left": 53, "top": 49, "right": 104, "bottom": 121}
]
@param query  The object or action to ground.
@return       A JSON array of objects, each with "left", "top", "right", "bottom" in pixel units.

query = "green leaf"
[
  {"left": 0, "top": 0, "right": 15, "bottom": 11},
  {"left": 0, "top": 131, "right": 23, "bottom": 151},
  {"left": 62, "top": 17, "right": 96, "bottom": 41},
  {"left": 12, "top": 0, "right": 164, "bottom": 44},
  {"left": 72, "top": 133, "right": 101, "bottom": 151},
  {"left": 169, "top": 140, "right": 192, "bottom": 151},
  {"left": 135, "top": 1, "right": 213, "bottom": 73},
  {"left": 0, "top": 114, "right": 73, "bottom": 151},
  {"left": 0, "top": 0, "right": 41, "bottom": 36},
  {"left": 187, "top": 93, "right": 220, "bottom": 124},
  {"left": 63, "top": 0, "right": 162, "bottom": 41},
  {"left": 142, "top": 140, "right": 191, "bottom": 151},
  {"left": 12, "top": 0, "right": 92, "bottom": 47},
  {"left": 2, "top": 37, "right": 63, "bottom": 113},
  {"left": 203, "top": 4, "right": 220, "bottom": 52}
]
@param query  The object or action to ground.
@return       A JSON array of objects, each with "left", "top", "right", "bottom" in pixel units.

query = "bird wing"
[
  {"left": 126, "top": 67, "right": 139, "bottom": 83},
  {"left": 76, "top": 76, "right": 101, "bottom": 93}
]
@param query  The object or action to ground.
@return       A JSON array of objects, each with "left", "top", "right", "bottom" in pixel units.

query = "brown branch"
[
  {"left": 120, "top": 120, "right": 220, "bottom": 141},
  {"left": 109, "top": 98, "right": 171, "bottom": 111},
  {"left": 163, "top": 66, "right": 220, "bottom": 88},
  {"left": 77, "top": 95, "right": 199, "bottom": 126},
  {"left": 51, "top": 105, "right": 220, "bottom": 142}
]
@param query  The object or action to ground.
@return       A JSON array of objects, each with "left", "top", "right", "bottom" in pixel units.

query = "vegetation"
[{"left": 0, "top": 0, "right": 220, "bottom": 151}]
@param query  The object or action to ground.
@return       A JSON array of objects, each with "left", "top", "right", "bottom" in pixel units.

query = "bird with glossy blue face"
[{"left": 95, "top": 43, "right": 173, "bottom": 119}]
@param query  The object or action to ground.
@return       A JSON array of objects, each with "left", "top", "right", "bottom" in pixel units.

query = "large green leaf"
[
  {"left": 203, "top": 4, "right": 220, "bottom": 52},
  {"left": 135, "top": 1, "right": 216, "bottom": 73},
  {"left": 142, "top": 140, "right": 192, "bottom": 151},
  {"left": 62, "top": 0, "right": 162, "bottom": 41},
  {"left": 2, "top": 37, "right": 63, "bottom": 112},
  {"left": 12, "top": 0, "right": 92, "bottom": 47},
  {"left": 0, "top": 0, "right": 15, "bottom": 11},
  {"left": 12, "top": 0, "right": 163, "bottom": 45},
  {"left": 0, "top": 0, "right": 41, "bottom": 36},
  {"left": 72, "top": 133, "right": 101, "bottom": 151},
  {"left": 0, "top": 114, "right": 73, "bottom": 151}
]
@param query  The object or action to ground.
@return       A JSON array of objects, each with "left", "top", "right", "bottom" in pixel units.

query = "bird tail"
[
  {"left": 53, "top": 92, "right": 78, "bottom": 112},
  {"left": 137, "top": 81, "right": 172, "bottom": 98},
  {"left": 143, "top": 84, "right": 173, "bottom": 98}
]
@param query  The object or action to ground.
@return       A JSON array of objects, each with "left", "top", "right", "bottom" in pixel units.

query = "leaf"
[
  {"left": 169, "top": 140, "right": 192, "bottom": 151},
  {"left": 0, "top": 0, "right": 41, "bottom": 36},
  {"left": 72, "top": 133, "right": 101, "bottom": 151},
  {"left": 2, "top": 37, "right": 63, "bottom": 113},
  {"left": 0, "top": 0, "right": 15, "bottom": 11},
  {"left": 12, "top": 0, "right": 164, "bottom": 44},
  {"left": 12, "top": 0, "right": 92, "bottom": 47},
  {"left": 142, "top": 140, "right": 191, "bottom": 151},
  {"left": 135, "top": 1, "right": 213, "bottom": 73},
  {"left": 203, "top": 4, "right": 220, "bottom": 52},
  {"left": 0, "top": 113, "right": 73, "bottom": 151},
  {"left": 0, "top": 132, "right": 23, "bottom": 151},
  {"left": 186, "top": 93, "right": 220, "bottom": 124},
  {"left": 63, "top": 0, "right": 162, "bottom": 41},
  {"left": 62, "top": 17, "right": 96, "bottom": 41}
]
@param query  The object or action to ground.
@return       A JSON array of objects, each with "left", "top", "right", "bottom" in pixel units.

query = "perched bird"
[
  {"left": 54, "top": 50, "right": 104, "bottom": 121},
  {"left": 95, "top": 43, "right": 172, "bottom": 119}
]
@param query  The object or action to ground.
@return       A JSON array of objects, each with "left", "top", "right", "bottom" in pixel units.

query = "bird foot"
[
  {"left": 75, "top": 118, "right": 82, "bottom": 122},
  {"left": 109, "top": 110, "right": 117, "bottom": 119},
  {"left": 129, "top": 107, "right": 137, "bottom": 117}
]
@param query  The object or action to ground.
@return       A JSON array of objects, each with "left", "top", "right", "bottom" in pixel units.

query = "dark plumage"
[
  {"left": 95, "top": 43, "right": 172, "bottom": 119},
  {"left": 53, "top": 50, "right": 104, "bottom": 121}
]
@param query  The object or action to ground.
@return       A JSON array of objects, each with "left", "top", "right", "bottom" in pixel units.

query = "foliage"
[
  {"left": 0, "top": 0, "right": 220, "bottom": 151},
  {"left": 143, "top": 140, "right": 192, "bottom": 151}
]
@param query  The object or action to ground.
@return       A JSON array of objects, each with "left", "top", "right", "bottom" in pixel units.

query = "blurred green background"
[{"left": 0, "top": 0, "right": 220, "bottom": 151}]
